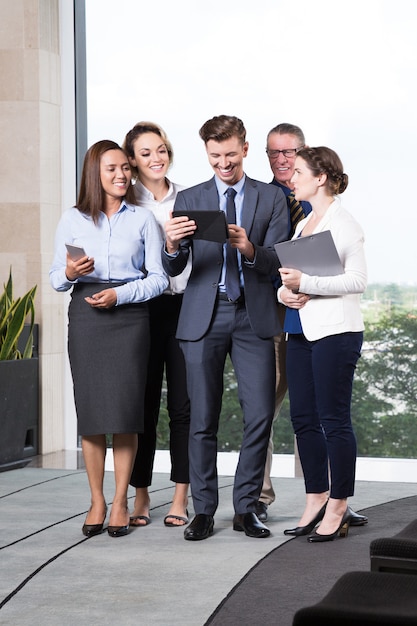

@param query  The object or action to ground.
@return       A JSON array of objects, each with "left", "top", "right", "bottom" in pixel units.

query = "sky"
[{"left": 85, "top": 0, "right": 417, "bottom": 285}]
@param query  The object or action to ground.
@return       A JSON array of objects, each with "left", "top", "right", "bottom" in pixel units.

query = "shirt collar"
[
  {"left": 119, "top": 200, "right": 135, "bottom": 212},
  {"left": 270, "top": 179, "right": 291, "bottom": 196},
  {"left": 215, "top": 174, "right": 246, "bottom": 197},
  {"left": 133, "top": 178, "right": 175, "bottom": 202}
]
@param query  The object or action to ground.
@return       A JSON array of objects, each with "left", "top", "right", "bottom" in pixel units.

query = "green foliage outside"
[{"left": 156, "top": 283, "right": 417, "bottom": 459}]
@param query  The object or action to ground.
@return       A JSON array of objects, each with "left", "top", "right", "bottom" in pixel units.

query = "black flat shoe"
[
  {"left": 82, "top": 505, "right": 107, "bottom": 537},
  {"left": 284, "top": 503, "right": 327, "bottom": 537},
  {"left": 107, "top": 524, "right": 129, "bottom": 538},
  {"left": 348, "top": 506, "right": 368, "bottom": 526},
  {"left": 233, "top": 512, "right": 270, "bottom": 538},
  {"left": 184, "top": 514, "right": 214, "bottom": 541},
  {"left": 255, "top": 501, "right": 268, "bottom": 522},
  {"left": 307, "top": 508, "right": 352, "bottom": 543}
]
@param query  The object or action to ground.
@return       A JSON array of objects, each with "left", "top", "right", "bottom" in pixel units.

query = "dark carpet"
[{"left": 205, "top": 496, "right": 417, "bottom": 626}]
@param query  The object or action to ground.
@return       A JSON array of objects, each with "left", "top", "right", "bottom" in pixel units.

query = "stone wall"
[{"left": 0, "top": 0, "right": 72, "bottom": 453}]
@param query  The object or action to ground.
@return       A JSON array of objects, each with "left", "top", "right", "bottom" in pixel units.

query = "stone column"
[{"left": 0, "top": 0, "right": 76, "bottom": 454}]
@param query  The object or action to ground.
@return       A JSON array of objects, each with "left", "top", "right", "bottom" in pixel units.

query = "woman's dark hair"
[
  {"left": 199, "top": 115, "right": 246, "bottom": 145},
  {"left": 122, "top": 121, "right": 174, "bottom": 180},
  {"left": 296, "top": 146, "right": 348, "bottom": 195},
  {"left": 76, "top": 140, "right": 136, "bottom": 224}
]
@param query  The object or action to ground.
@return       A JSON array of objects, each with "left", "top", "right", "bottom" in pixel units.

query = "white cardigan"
[{"left": 278, "top": 197, "right": 367, "bottom": 341}]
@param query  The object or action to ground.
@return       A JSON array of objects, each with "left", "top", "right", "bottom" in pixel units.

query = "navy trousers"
[{"left": 286, "top": 331, "right": 363, "bottom": 499}]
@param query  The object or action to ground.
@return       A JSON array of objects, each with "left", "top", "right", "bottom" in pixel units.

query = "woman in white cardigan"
[{"left": 278, "top": 146, "right": 367, "bottom": 543}]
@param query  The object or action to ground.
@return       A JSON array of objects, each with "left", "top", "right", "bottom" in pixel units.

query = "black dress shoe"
[
  {"left": 283, "top": 503, "right": 327, "bottom": 537},
  {"left": 348, "top": 506, "right": 368, "bottom": 526},
  {"left": 255, "top": 501, "right": 268, "bottom": 522},
  {"left": 233, "top": 512, "right": 270, "bottom": 538},
  {"left": 184, "top": 514, "right": 214, "bottom": 541}
]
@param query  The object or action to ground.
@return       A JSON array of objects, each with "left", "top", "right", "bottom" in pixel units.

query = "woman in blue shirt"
[{"left": 50, "top": 140, "right": 168, "bottom": 538}]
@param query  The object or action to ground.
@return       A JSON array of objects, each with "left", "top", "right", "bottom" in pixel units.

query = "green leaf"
[{"left": 0, "top": 267, "right": 37, "bottom": 361}]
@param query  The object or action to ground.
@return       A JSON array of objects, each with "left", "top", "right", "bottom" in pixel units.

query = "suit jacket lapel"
[
  {"left": 241, "top": 177, "right": 257, "bottom": 234},
  {"left": 202, "top": 176, "right": 257, "bottom": 234},
  {"left": 202, "top": 177, "right": 221, "bottom": 210},
  {"left": 201, "top": 178, "right": 225, "bottom": 252}
]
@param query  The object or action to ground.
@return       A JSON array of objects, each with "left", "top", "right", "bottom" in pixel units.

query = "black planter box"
[{"left": 0, "top": 325, "right": 39, "bottom": 471}]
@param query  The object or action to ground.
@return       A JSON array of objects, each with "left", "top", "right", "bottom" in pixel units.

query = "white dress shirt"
[{"left": 133, "top": 178, "right": 191, "bottom": 295}]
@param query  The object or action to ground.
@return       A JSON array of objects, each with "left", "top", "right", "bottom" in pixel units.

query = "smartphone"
[{"left": 65, "top": 243, "right": 88, "bottom": 261}]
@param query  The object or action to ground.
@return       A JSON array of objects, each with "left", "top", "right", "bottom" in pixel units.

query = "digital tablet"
[{"left": 172, "top": 210, "right": 229, "bottom": 244}]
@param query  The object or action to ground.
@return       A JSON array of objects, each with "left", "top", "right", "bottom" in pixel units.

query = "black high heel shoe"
[
  {"left": 82, "top": 505, "right": 107, "bottom": 538},
  {"left": 307, "top": 508, "right": 351, "bottom": 543},
  {"left": 107, "top": 524, "right": 129, "bottom": 538},
  {"left": 284, "top": 503, "right": 327, "bottom": 537},
  {"left": 107, "top": 507, "right": 130, "bottom": 537}
]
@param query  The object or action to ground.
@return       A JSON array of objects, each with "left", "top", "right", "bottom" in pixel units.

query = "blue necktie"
[{"left": 225, "top": 187, "right": 241, "bottom": 302}]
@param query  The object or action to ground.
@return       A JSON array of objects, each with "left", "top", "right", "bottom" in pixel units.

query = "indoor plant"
[{"left": 0, "top": 268, "right": 38, "bottom": 471}]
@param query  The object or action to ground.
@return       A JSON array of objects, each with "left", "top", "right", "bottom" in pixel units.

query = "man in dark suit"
[{"left": 162, "top": 115, "right": 288, "bottom": 540}]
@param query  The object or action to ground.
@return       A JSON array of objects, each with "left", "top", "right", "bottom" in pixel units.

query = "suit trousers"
[
  {"left": 260, "top": 304, "right": 288, "bottom": 504},
  {"left": 130, "top": 294, "right": 190, "bottom": 487},
  {"left": 286, "top": 331, "right": 363, "bottom": 499},
  {"left": 180, "top": 298, "right": 276, "bottom": 516}
]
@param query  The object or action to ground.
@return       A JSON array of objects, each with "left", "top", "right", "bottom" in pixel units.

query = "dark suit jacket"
[{"left": 162, "top": 175, "right": 288, "bottom": 341}]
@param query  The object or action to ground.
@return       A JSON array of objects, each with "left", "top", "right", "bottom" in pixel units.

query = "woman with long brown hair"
[{"left": 50, "top": 140, "right": 167, "bottom": 538}]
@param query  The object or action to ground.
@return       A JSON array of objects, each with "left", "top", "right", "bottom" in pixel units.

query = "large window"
[{"left": 85, "top": 0, "right": 417, "bottom": 458}]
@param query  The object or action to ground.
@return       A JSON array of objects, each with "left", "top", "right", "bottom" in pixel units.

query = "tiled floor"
[{"left": 1, "top": 455, "right": 416, "bottom": 625}]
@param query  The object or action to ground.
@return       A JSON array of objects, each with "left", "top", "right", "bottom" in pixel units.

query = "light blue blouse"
[{"left": 49, "top": 201, "right": 168, "bottom": 305}]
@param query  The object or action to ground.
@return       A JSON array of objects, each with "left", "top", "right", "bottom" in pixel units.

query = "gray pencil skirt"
[{"left": 68, "top": 282, "right": 150, "bottom": 436}]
